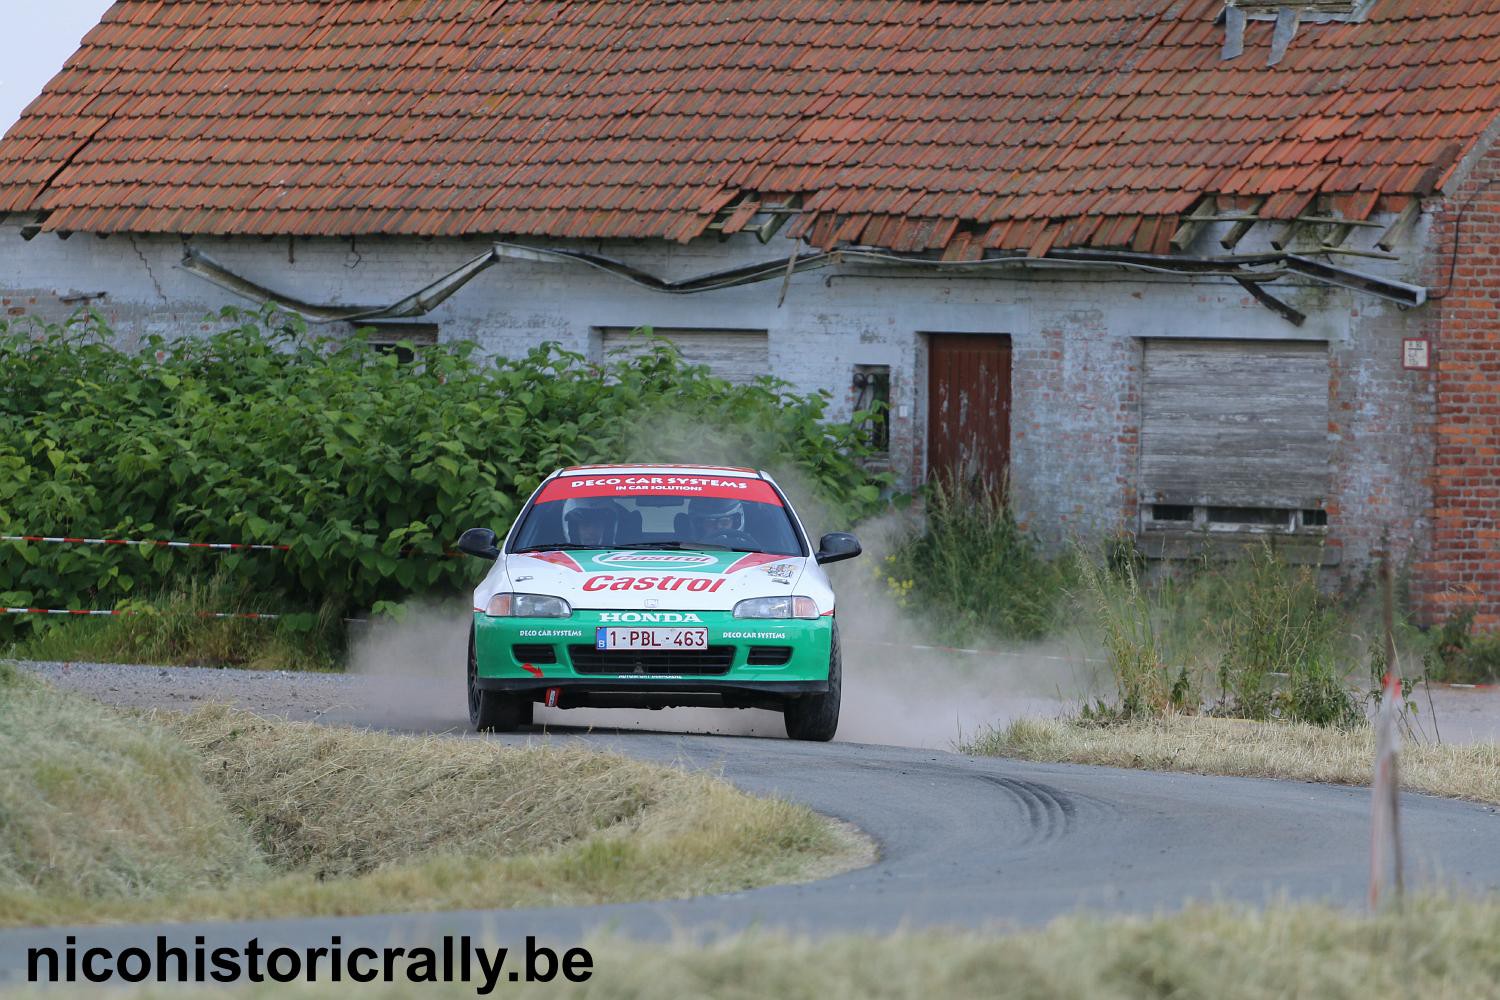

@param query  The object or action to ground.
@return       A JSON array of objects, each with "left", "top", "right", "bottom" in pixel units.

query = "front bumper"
[{"left": 473, "top": 609, "right": 832, "bottom": 709}]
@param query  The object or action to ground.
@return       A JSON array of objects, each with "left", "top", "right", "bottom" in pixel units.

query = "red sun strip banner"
[{"left": 536, "top": 475, "right": 782, "bottom": 506}]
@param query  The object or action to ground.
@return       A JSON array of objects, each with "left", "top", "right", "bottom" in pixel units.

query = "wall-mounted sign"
[{"left": 1402, "top": 337, "right": 1430, "bottom": 370}]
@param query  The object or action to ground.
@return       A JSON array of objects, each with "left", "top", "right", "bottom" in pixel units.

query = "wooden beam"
[
  {"left": 1376, "top": 198, "right": 1421, "bottom": 253},
  {"left": 1235, "top": 276, "right": 1306, "bottom": 326},
  {"left": 1269, "top": 219, "right": 1303, "bottom": 251},
  {"left": 1170, "top": 197, "right": 1218, "bottom": 252},
  {"left": 1220, "top": 198, "right": 1264, "bottom": 250}
]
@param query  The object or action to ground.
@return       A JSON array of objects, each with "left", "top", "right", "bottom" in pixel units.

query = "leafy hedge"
[{"left": 0, "top": 307, "right": 887, "bottom": 639}]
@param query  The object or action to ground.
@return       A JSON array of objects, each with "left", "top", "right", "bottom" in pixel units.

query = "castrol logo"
[{"left": 593, "top": 551, "right": 717, "bottom": 569}]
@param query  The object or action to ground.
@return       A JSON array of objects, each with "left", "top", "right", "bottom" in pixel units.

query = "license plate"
[{"left": 595, "top": 627, "right": 709, "bottom": 651}]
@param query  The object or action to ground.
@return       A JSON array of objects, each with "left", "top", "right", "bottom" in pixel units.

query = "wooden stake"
[{"left": 1370, "top": 554, "right": 1404, "bottom": 908}]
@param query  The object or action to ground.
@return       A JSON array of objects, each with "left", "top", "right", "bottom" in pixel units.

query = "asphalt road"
[{"left": 5, "top": 661, "right": 1500, "bottom": 983}]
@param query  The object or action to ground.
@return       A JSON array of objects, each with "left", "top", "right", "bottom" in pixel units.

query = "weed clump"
[
  {"left": 1424, "top": 607, "right": 1500, "bottom": 684},
  {"left": 880, "top": 479, "right": 1069, "bottom": 642},
  {"left": 1204, "top": 545, "right": 1361, "bottom": 727},
  {"left": 1074, "top": 552, "right": 1192, "bottom": 718}
]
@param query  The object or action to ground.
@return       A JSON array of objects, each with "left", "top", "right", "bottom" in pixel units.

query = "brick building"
[{"left": 0, "top": 0, "right": 1496, "bottom": 625}]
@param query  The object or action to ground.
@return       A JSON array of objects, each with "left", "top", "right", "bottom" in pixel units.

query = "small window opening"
[
  {"left": 852, "top": 365, "right": 891, "bottom": 454},
  {"left": 359, "top": 322, "right": 438, "bottom": 364},
  {"left": 1143, "top": 505, "right": 1327, "bottom": 535},
  {"left": 1206, "top": 506, "right": 1293, "bottom": 527}
]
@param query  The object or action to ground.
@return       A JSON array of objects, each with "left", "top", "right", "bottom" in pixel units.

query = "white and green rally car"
[{"left": 458, "top": 464, "right": 861, "bottom": 741}]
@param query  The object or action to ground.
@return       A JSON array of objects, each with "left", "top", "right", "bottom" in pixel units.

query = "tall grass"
[
  {"left": 5, "top": 574, "right": 343, "bottom": 671},
  {"left": 965, "top": 714, "right": 1500, "bottom": 803},
  {"left": 1072, "top": 543, "right": 1363, "bottom": 727},
  {"left": 1074, "top": 553, "right": 1191, "bottom": 716},
  {"left": 1205, "top": 545, "right": 1357, "bottom": 725}
]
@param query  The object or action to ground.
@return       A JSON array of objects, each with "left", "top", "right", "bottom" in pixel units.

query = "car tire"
[
  {"left": 784, "top": 622, "right": 841, "bottom": 742},
  {"left": 467, "top": 623, "right": 532, "bottom": 733}
]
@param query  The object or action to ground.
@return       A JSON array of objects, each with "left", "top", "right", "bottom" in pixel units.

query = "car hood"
[{"left": 486, "top": 549, "right": 811, "bottom": 611}]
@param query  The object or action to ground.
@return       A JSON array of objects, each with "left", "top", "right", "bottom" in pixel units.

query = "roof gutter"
[
  {"left": 179, "top": 245, "right": 505, "bottom": 323},
  {"left": 178, "top": 241, "right": 1427, "bottom": 325}
]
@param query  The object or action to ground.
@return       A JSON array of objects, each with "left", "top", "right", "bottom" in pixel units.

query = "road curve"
[{"left": 4, "top": 663, "right": 1500, "bottom": 981}]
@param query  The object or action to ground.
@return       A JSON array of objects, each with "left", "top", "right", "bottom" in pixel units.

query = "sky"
[{"left": 0, "top": 2, "right": 117, "bottom": 136}]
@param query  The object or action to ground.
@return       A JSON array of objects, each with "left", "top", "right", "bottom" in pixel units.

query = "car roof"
[{"left": 556, "top": 464, "right": 763, "bottom": 479}]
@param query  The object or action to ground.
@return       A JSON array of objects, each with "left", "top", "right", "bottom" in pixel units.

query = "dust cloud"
[
  {"left": 822, "top": 511, "right": 1100, "bottom": 749},
  {"left": 348, "top": 519, "right": 1103, "bottom": 750},
  {"left": 350, "top": 414, "right": 1104, "bottom": 748},
  {"left": 347, "top": 601, "right": 473, "bottom": 731}
]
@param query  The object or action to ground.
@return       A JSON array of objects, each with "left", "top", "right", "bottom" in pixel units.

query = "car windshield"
[{"left": 509, "top": 474, "right": 803, "bottom": 555}]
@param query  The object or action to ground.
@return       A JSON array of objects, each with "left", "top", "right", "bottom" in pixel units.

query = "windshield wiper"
[
  {"left": 512, "top": 543, "right": 602, "bottom": 553},
  {"left": 616, "top": 540, "right": 731, "bottom": 551}
]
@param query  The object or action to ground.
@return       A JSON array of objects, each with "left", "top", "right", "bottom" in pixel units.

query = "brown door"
[{"left": 926, "top": 334, "right": 1012, "bottom": 493}]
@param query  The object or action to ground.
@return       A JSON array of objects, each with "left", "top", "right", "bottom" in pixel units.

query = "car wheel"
[
  {"left": 784, "top": 622, "right": 841, "bottom": 742},
  {"left": 467, "top": 623, "right": 531, "bottom": 732}
]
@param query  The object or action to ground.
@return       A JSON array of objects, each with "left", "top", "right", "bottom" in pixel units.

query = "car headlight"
[
  {"left": 733, "top": 596, "right": 820, "bottom": 619},
  {"left": 486, "top": 593, "right": 572, "bottom": 618}
]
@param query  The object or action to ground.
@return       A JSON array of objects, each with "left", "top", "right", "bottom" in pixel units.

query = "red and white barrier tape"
[
  {"left": 2, "top": 534, "right": 466, "bottom": 558},
  {"left": 3, "top": 607, "right": 280, "bottom": 620},
  {"left": 1, "top": 534, "right": 290, "bottom": 552},
  {"left": 845, "top": 636, "right": 1101, "bottom": 665}
]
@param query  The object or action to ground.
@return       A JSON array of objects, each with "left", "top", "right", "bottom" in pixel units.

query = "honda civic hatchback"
[{"left": 458, "top": 465, "right": 861, "bottom": 740}]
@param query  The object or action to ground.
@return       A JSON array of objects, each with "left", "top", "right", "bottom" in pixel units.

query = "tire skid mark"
[
  {"left": 975, "top": 774, "right": 1069, "bottom": 847},
  {"left": 972, "top": 773, "right": 1119, "bottom": 849}
]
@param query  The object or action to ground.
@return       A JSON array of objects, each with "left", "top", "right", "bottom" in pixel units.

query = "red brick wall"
[{"left": 1413, "top": 143, "right": 1500, "bottom": 630}]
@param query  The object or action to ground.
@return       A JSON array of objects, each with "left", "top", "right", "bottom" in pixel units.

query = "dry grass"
[
  {"left": 22, "top": 895, "right": 1500, "bottom": 999},
  {"left": 0, "top": 667, "right": 868, "bottom": 927},
  {"left": 0, "top": 662, "right": 266, "bottom": 904},
  {"left": 964, "top": 714, "right": 1500, "bottom": 805}
]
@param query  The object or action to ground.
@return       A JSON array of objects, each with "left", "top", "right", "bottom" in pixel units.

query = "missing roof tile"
[
  {"left": 1226, "top": 1, "right": 1365, "bottom": 18},
  {"left": 1222, "top": 1, "right": 1371, "bottom": 65}
]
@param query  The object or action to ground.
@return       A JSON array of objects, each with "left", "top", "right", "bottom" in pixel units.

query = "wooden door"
[{"left": 926, "top": 334, "right": 1012, "bottom": 493}]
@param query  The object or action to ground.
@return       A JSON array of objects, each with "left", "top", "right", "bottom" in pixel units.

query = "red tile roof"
[{"left": 1, "top": 0, "right": 1497, "bottom": 254}]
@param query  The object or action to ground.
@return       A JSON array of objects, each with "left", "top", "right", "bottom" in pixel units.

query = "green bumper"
[{"left": 473, "top": 610, "right": 832, "bottom": 686}]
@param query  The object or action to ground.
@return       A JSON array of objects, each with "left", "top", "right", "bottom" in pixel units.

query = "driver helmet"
[
  {"left": 688, "top": 497, "right": 744, "bottom": 537},
  {"left": 564, "top": 499, "right": 618, "bottom": 547}
]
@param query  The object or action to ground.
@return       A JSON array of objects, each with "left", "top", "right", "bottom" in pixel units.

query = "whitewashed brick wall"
[{"left": 0, "top": 216, "right": 1432, "bottom": 573}]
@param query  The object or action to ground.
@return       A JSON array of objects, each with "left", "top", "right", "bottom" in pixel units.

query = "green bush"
[{"left": 0, "top": 308, "right": 887, "bottom": 644}]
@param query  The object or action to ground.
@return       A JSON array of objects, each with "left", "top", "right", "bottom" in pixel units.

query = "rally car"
[{"left": 457, "top": 464, "right": 861, "bottom": 741}]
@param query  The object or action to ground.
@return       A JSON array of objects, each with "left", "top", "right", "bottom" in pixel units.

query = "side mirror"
[
  {"left": 815, "top": 532, "right": 862, "bottom": 565},
  {"left": 456, "top": 527, "right": 501, "bottom": 560}
]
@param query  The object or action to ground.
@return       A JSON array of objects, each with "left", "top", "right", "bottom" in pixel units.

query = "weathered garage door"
[
  {"left": 596, "top": 328, "right": 769, "bottom": 385},
  {"left": 927, "top": 334, "right": 1012, "bottom": 492},
  {"left": 1140, "top": 339, "right": 1330, "bottom": 509}
]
